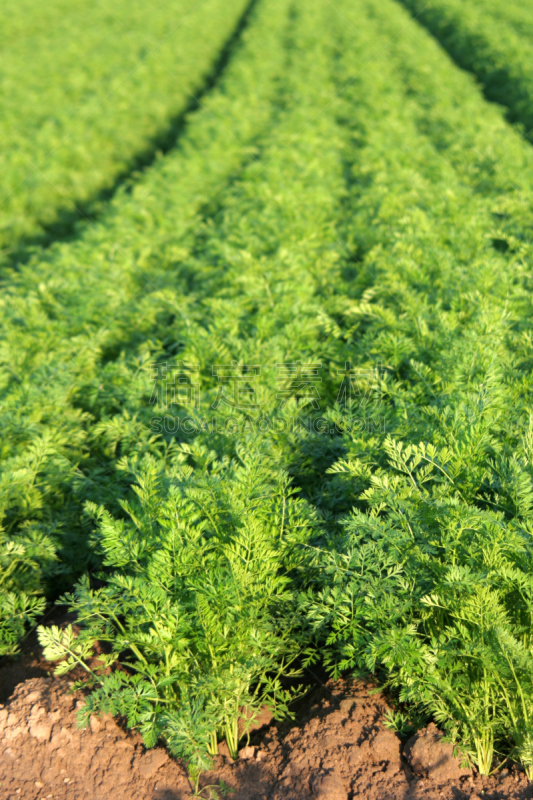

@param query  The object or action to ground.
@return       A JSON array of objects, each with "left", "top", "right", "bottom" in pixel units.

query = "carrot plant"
[
  {"left": 0, "top": 0, "right": 252, "bottom": 258},
  {"left": 38, "top": 446, "right": 314, "bottom": 775},
  {"left": 0, "top": 541, "right": 49, "bottom": 656},
  {"left": 302, "top": 440, "right": 533, "bottom": 774},
  {"left": 399, "top": 0, "right": 533, "bottom": 140}
]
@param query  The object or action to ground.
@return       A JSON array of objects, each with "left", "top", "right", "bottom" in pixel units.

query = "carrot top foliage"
[
  {"left": 400, "top": 0, "right": 533, "bottom": 140},
  {"left": 0, "top": 0, "right": 251, "bottom": 258},
  {"left": 0, "top": 0, "right": 531, "bottom": 785}
]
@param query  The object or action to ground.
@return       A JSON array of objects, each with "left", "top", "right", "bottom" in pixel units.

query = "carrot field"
[{"left": 2, "top": 0, "right": 533, "bottom": 796}]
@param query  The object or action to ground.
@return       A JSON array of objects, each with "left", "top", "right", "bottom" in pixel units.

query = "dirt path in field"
[{"left": 0, "top": 635, "right": 531, "bottom": 800}]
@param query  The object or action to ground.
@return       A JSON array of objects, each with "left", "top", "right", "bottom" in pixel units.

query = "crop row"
[
  {"left": 23, "top": 0, "right": 351, "bottom": 780},
  {"left": 0, "top": 0, "right": 251, "bottom": 258},
  {"left": 3, "top": 0, "right": 533, "bottom": 785},
  {"left": 299, "top": 0, "right": 533, "bottom": 776},
  {"left": 398, "top": 0, "right": 533, "bottom": 140},
  {"left": 0, "top": 0, "right": 293, "bottom": 654},
  {"left": 464, "top": 0, "right": 533, "bottom": 39}
]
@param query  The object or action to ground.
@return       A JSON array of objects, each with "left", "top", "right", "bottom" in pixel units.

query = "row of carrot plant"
[
  {"left": 300, "top": 0, "right": 533, "bottom": 776},
  {"left": 0, "top": 0, "right": 292, "bottom": 656},
  {"left": 0, "top": 0, "right": 251, "bottom": 258},
  {"left": 399, "top": 0, "right": 533, "bottom": 139}
]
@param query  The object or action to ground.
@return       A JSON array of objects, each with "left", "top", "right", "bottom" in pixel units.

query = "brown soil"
[{"left": 0, "top": 636, "right": 532, "bottom": 800}]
